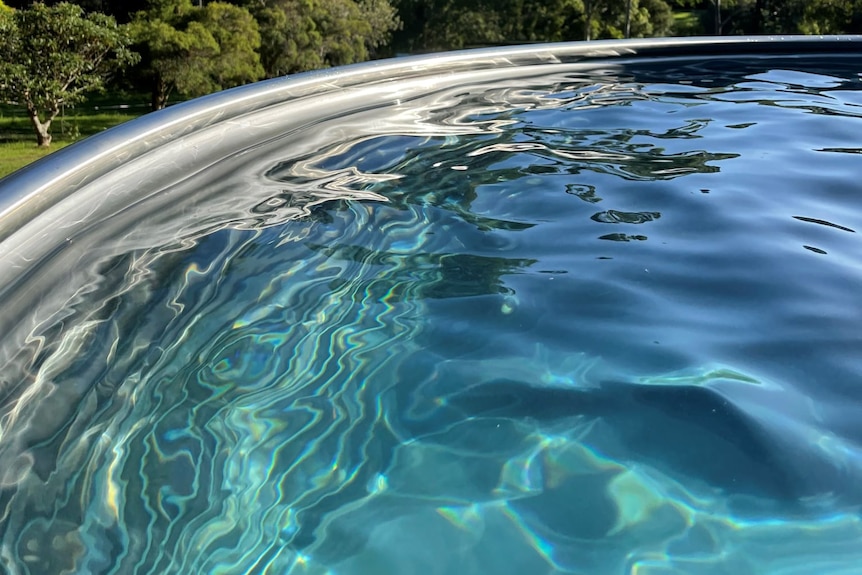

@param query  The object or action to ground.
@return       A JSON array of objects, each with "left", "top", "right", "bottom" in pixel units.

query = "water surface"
[{"left": 1, "top": 55, "right": 862, "bottom": 574}]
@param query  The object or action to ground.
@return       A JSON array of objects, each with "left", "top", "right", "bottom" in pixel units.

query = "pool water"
[{"left": 2, "top": 54, "right": 862, "bottom": 574}]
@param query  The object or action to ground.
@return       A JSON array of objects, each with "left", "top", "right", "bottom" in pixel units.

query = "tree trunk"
[
  {"left": 625, "top": 0, "right": 632, "bottom": 38},
  {"left": 151, "top": 75, "right": 169, "bottom": 111},
  {"left": 753, "top": 0, "right": 764, "bottom": 33},
  {"left": 26, "top": 105, "right": 54, "bottom": 147},
  {"left": 584, "top": 0, "right": 593, "bottom": 41},
  {"left": 715, "top": 0, "right": 722, "bottom": 35}
]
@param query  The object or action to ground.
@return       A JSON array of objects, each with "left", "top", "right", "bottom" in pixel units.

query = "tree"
[
  {"left": 800, "top": 0, "right": 862, "bottom": 34},
  {"left": 714, "top": 0, "right": 720, "bottom": 33},
  {"left": 503, "top": 0, "right": 584, "bottom": 41},
  {"left": 197, "top": 2, "right": 264, "bottom": 87},
  {"left": 698, "top": 0, "right": 771, "bottom": 35},
  {"left": 0, "top": 0, "right": 149, "bottom": 22},
  {"left": 251, "top": 1, "right": 325, "bottom": 76},
  {"left": 584, "top": 0, "right": 672, "bottom": 40},
  {"left": 394, "top": 0, "right": 585, "bottom": 51},
  {"left": 241, "top": 0, "right": 400, "bottom": 78},
  {"left": 356, "top": 0, "right": 401, "bottom": 59},
  {"left": 763, "top": 0, "right": 810, "bottom": 33},
  {"left": 0, "top": 2, "right": 138, "bottom": 146},
  {"left": 392, "top": 0, "right": 672, "bottom": 50},
  {"left": 584, "top": 0, "right": 597, "bottom": 39},
  {"left": 625, "top": 0, "right": 632, "bottom": 37},
  {"left": 130, "top": 0, "right": 263, "bottom": 109},
  {"left": 632, "top": 0, "right": 674, "bottom": 36}
]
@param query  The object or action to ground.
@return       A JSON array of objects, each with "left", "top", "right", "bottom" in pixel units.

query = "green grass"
[
  {"left": 0, "top": 141, "right": 73, "bottom": 179},
  {"left": 0, "top": 92, "right": 150, "bottom": 179}
]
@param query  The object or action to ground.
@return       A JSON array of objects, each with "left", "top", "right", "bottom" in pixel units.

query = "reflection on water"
[{"left": 2, "top": 56, "right": 862, "bottom": 574}]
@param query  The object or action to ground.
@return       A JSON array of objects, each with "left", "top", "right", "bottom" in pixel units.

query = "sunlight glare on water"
[{"left": 1, "top": 54, "right": 862, "bottom": 575}]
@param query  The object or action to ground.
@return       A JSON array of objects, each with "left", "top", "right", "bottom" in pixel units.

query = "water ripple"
[{"left": 2, "top": 55, "right": 862, "bottom": 574}]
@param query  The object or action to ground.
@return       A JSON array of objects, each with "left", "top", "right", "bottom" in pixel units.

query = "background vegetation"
[{"left": 1, "top": 0, "right": 861, "bottom": 175}]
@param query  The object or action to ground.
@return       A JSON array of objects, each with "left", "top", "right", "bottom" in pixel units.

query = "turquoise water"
[{"left": 2, "top": 55, "right": 862, "bottom": 574}]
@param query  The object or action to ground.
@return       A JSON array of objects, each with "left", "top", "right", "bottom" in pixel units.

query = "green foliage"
[
  {"left": 395, "top": 0, "right": 584, "bottom": 50},
  {"left": 393, "top": 0, "right": 674, "bottom": 51},
  {"left": 800, "top": 0, "right": 862, "bottom": 34},
  {"left": 241, "top": 0, "right": 400, "bottom": 78},
  {"left": 198, "top": 3, "right": 265, "bottom": 87},
  {"left": 131, "top": 0, "right": 263, "bottom": 108},
  {"left": 359, "top": 0, "right": 402, "bottom": 55},
  {"left": 0, "top": 2, "right": 138, "bottom": 146},
  {"left": 692, "top": 0, "right": 862, "bottom": 35},
  {"left": 633, "top": 0, "right": 674, "bottom": 36},
  {"left": 749, "top": 0, "right": 798, "bottom": 33},
  {"left": 315, "top": 0, "right": 374, "bottom": 65},
  {"left": 672, "top": 10, "right": 704, "bottom": 35},
  {"left": 253, "top": 2, "right": 322, "bottom": 76}
]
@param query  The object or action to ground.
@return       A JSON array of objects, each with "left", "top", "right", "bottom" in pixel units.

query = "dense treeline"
[
  {"left": 672, "top": 0, "right": 862, "bottom": 35},
  {"left": 5, "top": 1, "right": 862, "bottom": 69},
  {"left": 2, "top": 0, "right": 862, "bottom": 145},
  {"left": 3, "top": 0, "right": 403, "bottom": 108},
  {"left": 6, "top": 1, "right": 862, "bottom": 56}
]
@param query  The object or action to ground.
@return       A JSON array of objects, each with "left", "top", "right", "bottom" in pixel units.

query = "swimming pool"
[{"left": 1, "top": 37, "right": 862, "bottom": 574}]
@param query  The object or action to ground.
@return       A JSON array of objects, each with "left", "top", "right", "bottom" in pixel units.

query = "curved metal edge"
[{"left": 0, "top": 35, "right": 860, "bottom": 241}]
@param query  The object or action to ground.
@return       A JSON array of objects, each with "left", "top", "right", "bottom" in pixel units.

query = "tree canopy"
[
  {"left": 0, "top": 2, "right": 138, "bottom": 146},
  {"left": 676, "top": 0, "right": 862, "bottom": 35},
  {"left": 130, "top": 0, "right": 264, "bottom": 109},
  {"left": 237, "top": 0, "right": 400, "bottom": 78},
  {"left": 391, "top": 0, "right": 675, "bottom": 51}
]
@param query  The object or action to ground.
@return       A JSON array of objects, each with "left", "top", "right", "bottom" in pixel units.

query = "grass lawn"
[
  {"left": 0, "top": 93, "right": 150, "bottom": 180},
  {"left": 0, "top": 141, "right": 72, "bottom": 180}
]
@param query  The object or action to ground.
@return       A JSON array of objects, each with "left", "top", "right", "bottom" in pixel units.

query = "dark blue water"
[{"left": 2, "top": 56, "right": 862, "bottom": 574}]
